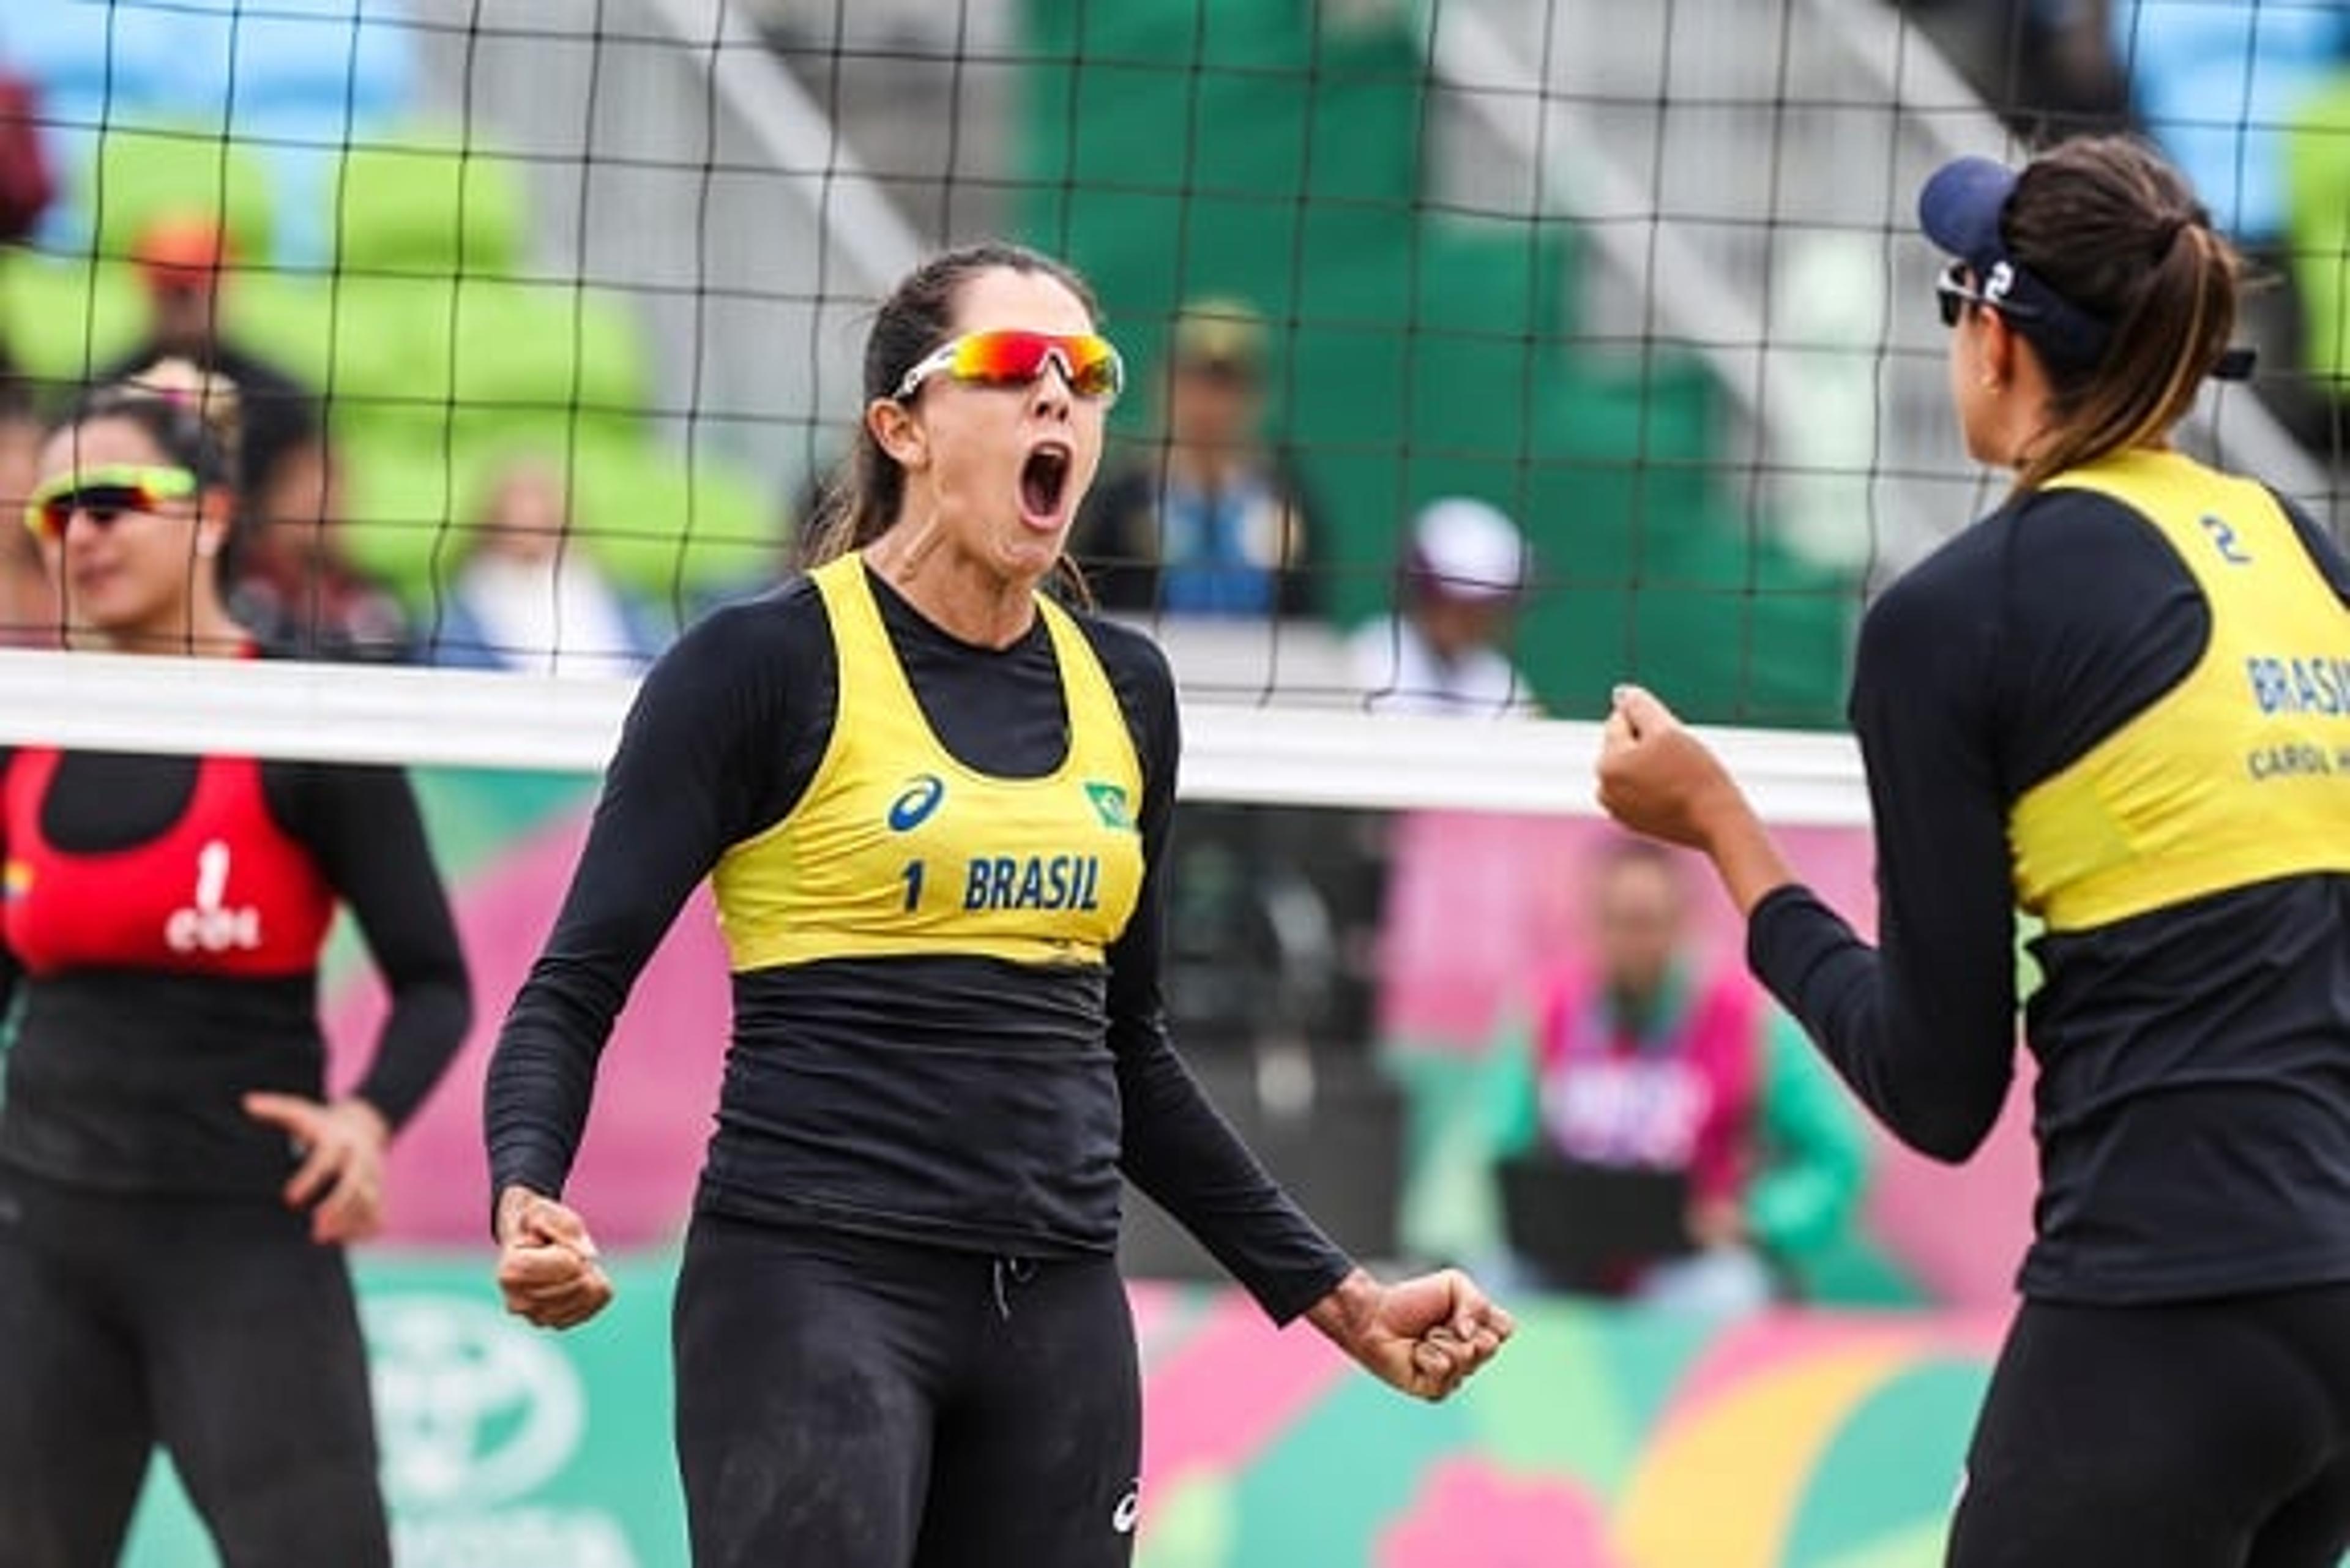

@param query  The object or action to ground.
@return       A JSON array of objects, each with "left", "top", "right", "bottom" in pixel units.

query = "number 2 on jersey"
[{"left": 2199, "top": 512, "right": 2251, "bottom": 565}]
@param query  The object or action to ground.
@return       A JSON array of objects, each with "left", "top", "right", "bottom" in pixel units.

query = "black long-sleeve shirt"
[
  {"left": 485, "top": 569, "right": 1352, "bottom": 1323},
  {"left": 0, "top": 749, "right": 471, "bottom": 1197},
  {"left": 1751, "top": 483, "right": 2350, "bottom": 1303}
]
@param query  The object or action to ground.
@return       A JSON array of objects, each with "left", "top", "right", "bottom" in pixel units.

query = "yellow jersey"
[
  {"left": 711, "top": 556, "right": 1147, "bottom": 970},
  {"left": 2008, "top": 449, "right": 2350, "bottom": 931}
]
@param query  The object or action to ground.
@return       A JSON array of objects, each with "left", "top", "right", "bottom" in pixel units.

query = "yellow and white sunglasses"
[{"left": 23, "top": 464, "right": 200, "bottom": 543}]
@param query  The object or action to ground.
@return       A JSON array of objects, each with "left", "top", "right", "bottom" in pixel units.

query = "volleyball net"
[
  {"left": 8, "top": 20, "right": 2343, "bottom": 1555},
  {"left": 0, "top": 0, "right": 2341, "bottom": 817}
]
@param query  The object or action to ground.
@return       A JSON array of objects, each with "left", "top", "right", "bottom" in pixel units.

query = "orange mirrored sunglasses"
[{"left": 893, "top": 330, "right": 1125, "bottom": 403}]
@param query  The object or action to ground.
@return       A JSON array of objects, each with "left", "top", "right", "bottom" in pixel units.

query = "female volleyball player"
[
  {"left": 0, "top": 363, "right": 472, "bottom": 1566},
  {"left": 486, "top": 242, "right": 1513, "bottom": 1567},
  {"left": 1598, "top": 137, "right": 2350, "bottom": 1564}
]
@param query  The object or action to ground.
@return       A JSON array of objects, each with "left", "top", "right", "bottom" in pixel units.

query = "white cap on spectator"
[{"left": 1409, "top": 497, "right": 1528, "bottom": 602}]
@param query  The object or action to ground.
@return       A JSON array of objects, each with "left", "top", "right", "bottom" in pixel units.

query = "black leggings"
[
  {"left": 673, "top": 1212, "right": 1143, "bottom": 1568},
  {"left": 1951, "top": 1286, "right": 2350, "bottom": 1567},
  {"left": 0, "top": 1165, "right": 389, "bottom": 1568}
]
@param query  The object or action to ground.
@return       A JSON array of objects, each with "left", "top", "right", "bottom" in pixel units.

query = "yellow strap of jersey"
[{"left": 2008, "top": 450, "right": 2350, "bottom": 931}]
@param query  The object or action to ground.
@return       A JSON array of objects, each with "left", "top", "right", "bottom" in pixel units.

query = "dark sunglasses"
[
  {"left": 1934, "top": 261, "right": 1991, "bottom": 329},
  {"left": 1934, "top": 259, "right": 2259, "bottom": 379},
  {"left": 22, "top": 465, "right": 198, "bottom": 543}
]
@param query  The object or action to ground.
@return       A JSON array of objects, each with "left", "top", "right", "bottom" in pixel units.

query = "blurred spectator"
[
  {"left": 1493, "top": 839, "right": 1865, "bottom": 1312},
  {"left": 0, "top": 356, "right": 51, "bottom": 646},
  {"left": 431, "top": 458, "right": 660, "bottom": 678},
  {"left": 1070, "top": 297, "right": 1321, "bottom": 618},
  {"left": 101, "top": 217, "right": 329, "bottom": 540},
  {"left": 1350, "top": 496, "right": 1538, "bottom": 715},
  {"left": 0, "top": 68, "right": 55, "bottom": 245},
  {"left": 226, "top": 455, "right": 412, "bottom": 663}
]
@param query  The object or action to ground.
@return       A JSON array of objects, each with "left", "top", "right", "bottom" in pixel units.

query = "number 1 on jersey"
[{"left": 900, "top": 860, "right": 925, "bottom": 911}]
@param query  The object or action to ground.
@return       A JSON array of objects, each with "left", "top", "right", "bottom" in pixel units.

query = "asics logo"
[{"left": 886, "top": 774, "right": 946, "bottom": 832}]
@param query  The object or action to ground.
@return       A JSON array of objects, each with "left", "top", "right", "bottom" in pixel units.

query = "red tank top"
[{"left": 2, "top": 749, "right": 338, "bottom": 979}]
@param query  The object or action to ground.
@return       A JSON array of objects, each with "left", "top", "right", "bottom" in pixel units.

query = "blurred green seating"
[
  {"left": 330, "top": 421, "right": 775, "bottom": 615},
  {"left": 441, "top": 277, "right": 651, "bottom": 450},
  {"left": 327, "top": 127, "right": 527, "bottom": 280},
  {"left": 220, "top": 269, "right": 419, "bottom": 420},
  {"left": 86, "top": 120, "right": 278, "bottom": 268},
  {"left": 231, "top": 271, "right": 647, "bottom": 446},
  {"left": 1, "top": 123, "right": 277, "bottom": 392},
  {"left": 2286, "top": 73, "right": 2350, "bottom": 398},
  {"left": 332, "top": 419, "right": 498, "bottom": 599},
  {"left": 562, "top": 435, "right": 780, "bottom": 614},
  {"left": 0, "top": 251, "right": 149, "bottom": 391},
  {"left": 0, "top": 117, "right": 783, "bottom": 621},
  {"left": 1021, "top": 0, "right": 1858, "bottom": 723}
]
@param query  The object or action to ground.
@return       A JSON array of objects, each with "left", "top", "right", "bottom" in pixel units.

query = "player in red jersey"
[{"left": 0, "top": 362, "right": 471, "bottom": 1567}]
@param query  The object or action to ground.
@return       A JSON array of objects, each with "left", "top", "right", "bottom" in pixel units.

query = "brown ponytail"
[{"left": 1999, "top": 137, "right": 2242, "bottom": 491}]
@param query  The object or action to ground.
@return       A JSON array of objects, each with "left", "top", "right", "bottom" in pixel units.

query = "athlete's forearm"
[
  {"left": 1693, "top": 791, "right": 1798, "bottom": 916},
  {"left": 1113, "top": 1020, "right": 1354, "bottom": 1321},
  {"left": 307, "top": 764, "right": 472, "bottom": 1130},
  {"left": 1748, "top": 887, "right": 2012, "bottom": 1163}
]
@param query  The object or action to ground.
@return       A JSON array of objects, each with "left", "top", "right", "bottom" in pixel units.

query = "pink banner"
[
  {"left": 329, "top": 807, "right": 733, "bottom": 1248},
  {"left": 332, "top": 801, "right": 2040, "bottom": 1309}
]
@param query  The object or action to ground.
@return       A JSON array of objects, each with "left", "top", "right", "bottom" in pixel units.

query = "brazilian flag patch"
[{"left": 1084, "top": 782, "right": 1134, "bottom": 831}]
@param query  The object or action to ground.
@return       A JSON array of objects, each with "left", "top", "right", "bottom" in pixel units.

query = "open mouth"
[{"left": 1020, "top": 443, "right": 1073, "bottom": 520}]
